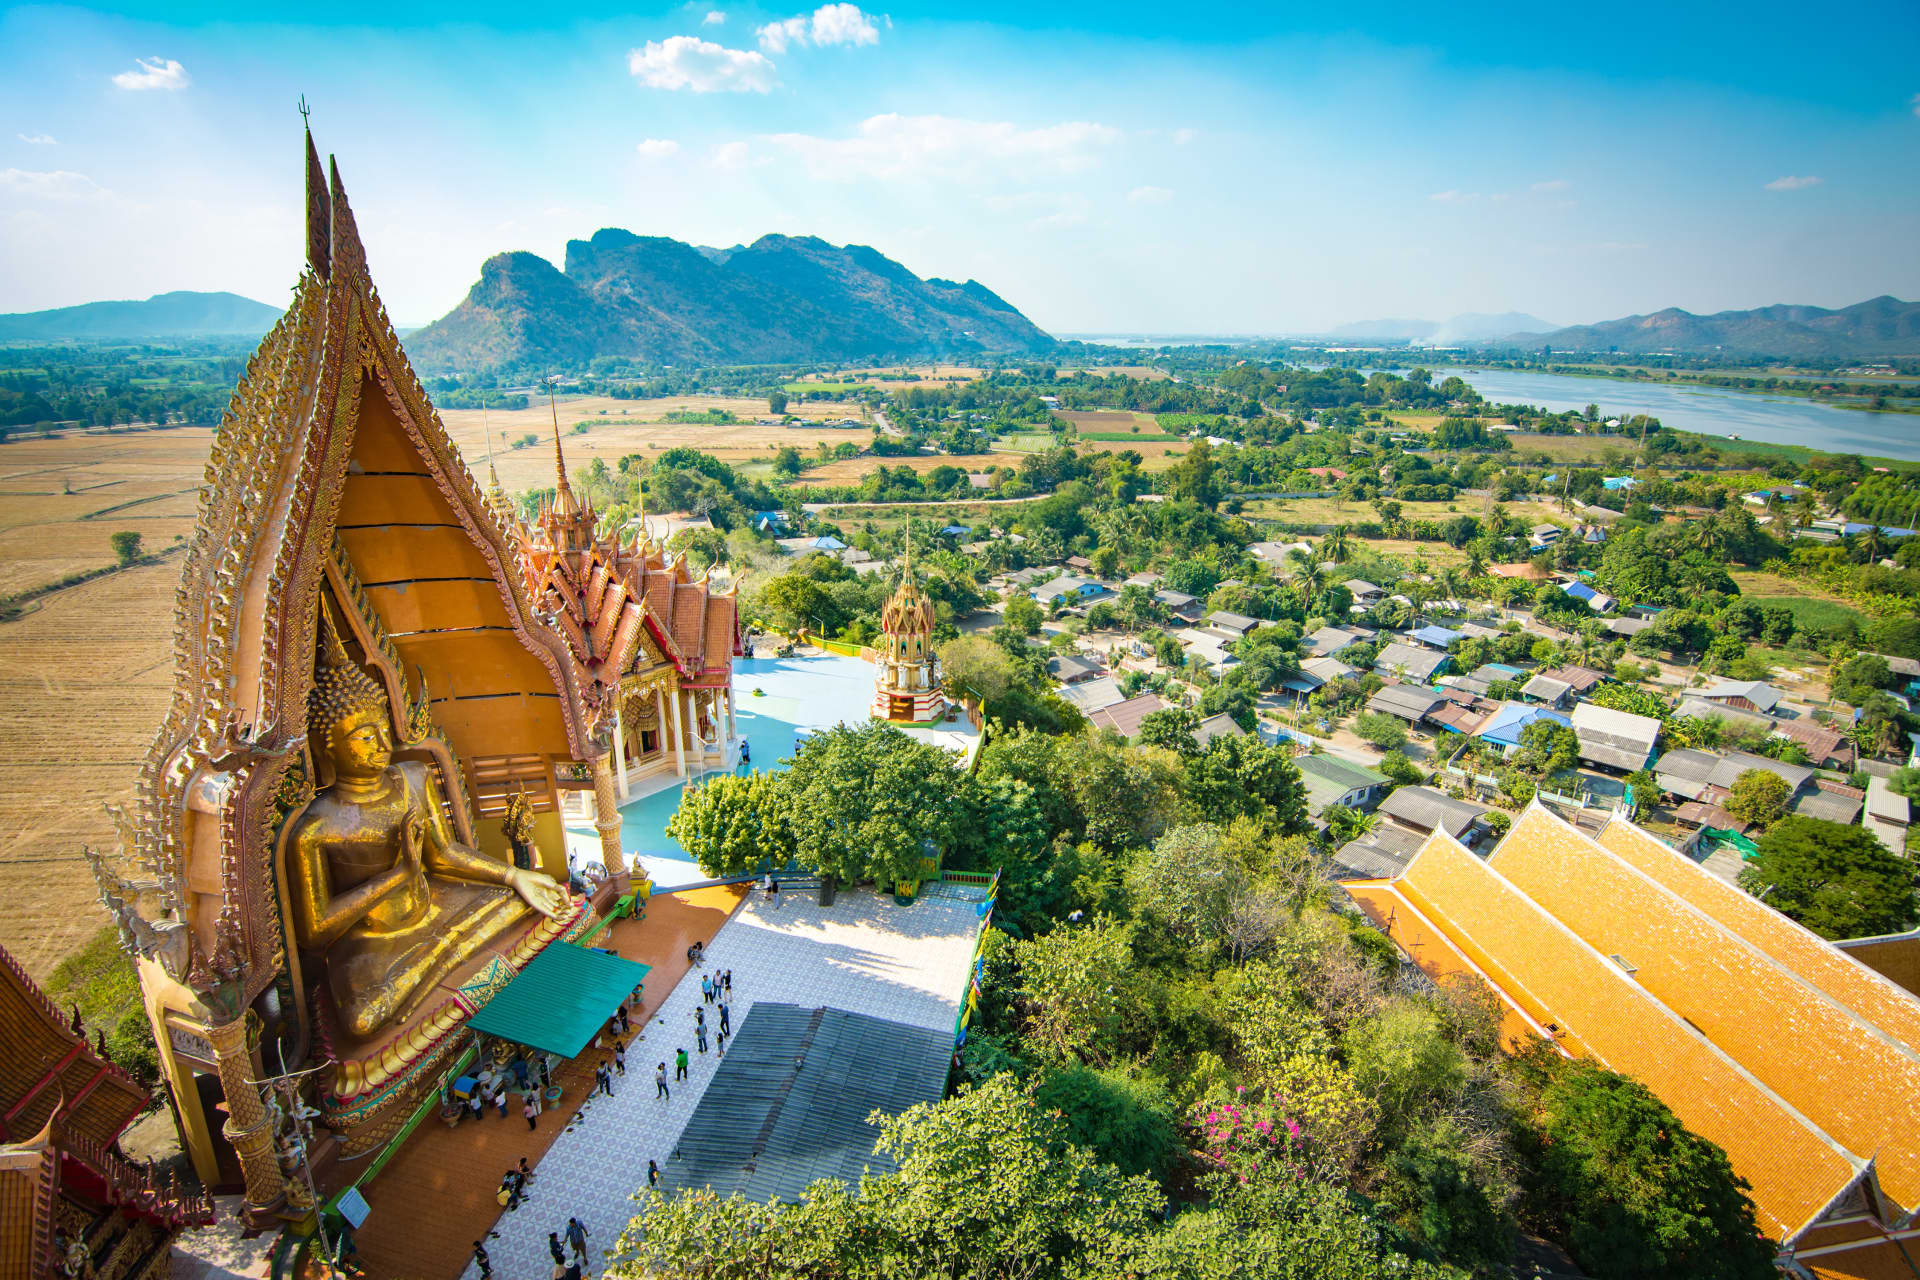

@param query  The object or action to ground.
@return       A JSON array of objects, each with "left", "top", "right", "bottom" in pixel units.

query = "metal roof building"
[{"left": 656, "top": 1004, "right": 953, "bottom": 1203}]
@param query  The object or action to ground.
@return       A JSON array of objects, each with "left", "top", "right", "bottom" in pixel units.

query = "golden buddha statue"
[{"left": 288, "top": 622, "right": 571, "bottom": 1041}]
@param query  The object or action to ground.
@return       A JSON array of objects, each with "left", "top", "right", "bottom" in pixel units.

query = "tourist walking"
[
  {"left": 723, "top": 969, "right": 732, "bottom": 995},
  {"left": 647, "top": 1159, "right": 660, "bottom": 1187},
  {"left": 675, "top": 1047, "right": 689, "bottom": 1081},
  {"left": 548, "top": 1232, "right": 567, "bottom": 1267},
  {"left": 524, "top": 1096, "right": 539, "bottom": 1131},
  {"left": 696, "top": 1023, "right": 708, "bottom": 1055},
  {"left": 467, "top": 1090, "right": 484, "bottom": 1123},
  {"left": 715, "top": 1029, "right": 726, "bottom": 1057},
  {"left": 767, "top": 878, "right": 779, "bottom": 910},
  {"left": 494, "top": 1087, "right": 509, "bottom": 1119},
  {"left": 566, "top": 1217, "right": 590, "bottom": 1266},
  {"left": 718, "top": 997, "right": 730, "bottom": 1037},
  {"left": 613, "top": 1041, "right": 626, "bottom": 1075},
  {"left": 700, "top": 973, "right": 713, "bottom": 1003},
  {"left": 597, "top": 1064, "right": 614, "bottom": 1097},
  {"left": 694, "top": 1005, "right": 705, "bottom": 1032},
  {"left": 655, "top": 1063, "right": 670, "bottom": 1100},
  {"left": 471, "top": 1242, "right": 492, "bottom": 1279}
]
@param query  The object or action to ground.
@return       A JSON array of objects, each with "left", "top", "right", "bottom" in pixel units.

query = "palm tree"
[
  {"left": 1324, "top": 524, "right": 1350, "bottom": 565},
  {"left": 1437, "top": 567, "right": 1462, "bottom": 613},
  {"left": 1465, "top": 547, "right": 1487, "bottom": 581}
]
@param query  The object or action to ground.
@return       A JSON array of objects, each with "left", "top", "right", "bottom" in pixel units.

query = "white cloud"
[
  {"left": 18, "top": 133, "right": 57, "bottom": 146},
  {"left": 1171, "top": 127, "right": 1196, "bottom": 145},
  {"left": 758, "top": 4, "right": 881, "bottom": 52},
  {"left": 764, "top": 114, "right": 1120, "bottom": 181},
  {"left": 810, "top": 3, "right": 881, "bottom": 45},
  {"left": 0, "top": 169, "right": 104, "bottom": 199},
  {"left": 112, "top": 57, "right": 190, "bottom": 91},
  {"left": 1531, "top": 178, "right": 1570, "bottom": 192},
  {"left": 635, "top": 138, "right": 680, "bottom": 158},
  {"left": 627, "top": 36, "right": 776, "bottom": 93},
  {"left": 703, "top": 9, "right": 726, "bottom": 24},
  {"left": 1764, "top": 174, "right": 1822, "bottom": 191},
  {"left": 1127, "top": 185, "right": 1172, "bottom": 204},
  {"left": 709, "top": 140, "right": 750, "bottom": 170}
]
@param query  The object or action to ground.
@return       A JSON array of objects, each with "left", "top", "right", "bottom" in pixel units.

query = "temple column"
[
  {"left": 655, "top": 687, "right": 669, "bottom": 764},
  {"left": 669, "top": 686, "right": 687, "bottom": 777},
  {"left": 725, "top": 686, "right": 737, "bottom": 741},
  {"left": 591, "top": 754, "right": 626, "bottom": 875},
  {"left": 205, "top": 1013, "right": 285, "bottom": 1226},
  {"left": 612, "top": 692, "right": 630, "bottom": 801}
]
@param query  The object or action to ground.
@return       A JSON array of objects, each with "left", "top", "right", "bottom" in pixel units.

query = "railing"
[{"left": 61, "top": 1130, "right": 215, "bottom": 1228}]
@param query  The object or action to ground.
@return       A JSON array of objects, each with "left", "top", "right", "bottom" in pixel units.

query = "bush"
[
  {"left": 1354, "top": 711, "right": 1409, "bottom": 750},
  {"left": 1031, "top": 1065, "right": 1179, "bottom": 1181},
  {"left": 1723, "top": 768, "right": 1790, "bottom": 827}
]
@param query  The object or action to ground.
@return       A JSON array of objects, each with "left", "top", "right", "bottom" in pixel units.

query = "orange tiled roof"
[
  {"left": 1387, "top": 826, "right": 1861, "bottom": 1239},
  {"left": 1595, "top": 818, "right": 1920, "bottom": 1059},
  {"left": 1492, "top": 806, "right": 1920, "bottom": 1217},
  {"left": 0, "top": 946, "right": 148, "bottom": 1149}
]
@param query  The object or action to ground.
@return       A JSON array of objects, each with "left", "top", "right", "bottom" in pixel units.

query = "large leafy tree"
[
  {"left": 1516, "top": 1056, "right": 1775, "bottom": 1280},
  {"left": 1181, "top": 734, "right": 1310, "bottom": 831},
  {"left": 665, "top": 770, "right": 794, "bottom": 876},
  {"left": 607, "top": 1078, "right": 1164, "bottom": 1280},
  {"left": 1722, "top": 768, "right": 1791, "bottom": 828},
  {"left": 1738, "top": 815, "right": 1917, "bottom": 940},
  {"left": 784, "top": 722, "right": 964, "bottom": 886},
  {"left": 1015, "top": 916, "right": 1138, "bottom": 1065}
]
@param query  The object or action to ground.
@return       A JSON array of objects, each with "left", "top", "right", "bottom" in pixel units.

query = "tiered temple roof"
[
  {"left": 1342, "top": 803, "right": 1920, "bottom": 1273},
  {"left": 511, "top": 416, "right": 741, "bottom": 716},
  {"left": 1, "top": 945, "right": 213, "bottom": 1278}
]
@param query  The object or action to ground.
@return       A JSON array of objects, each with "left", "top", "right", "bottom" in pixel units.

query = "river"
[{"left": 1433, "top": 367, "right": 1920, "bottom": 461}]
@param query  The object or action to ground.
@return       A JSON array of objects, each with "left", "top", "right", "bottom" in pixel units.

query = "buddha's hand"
[{"left": 507, "top": 867, "right": 571, "bottom": 919}]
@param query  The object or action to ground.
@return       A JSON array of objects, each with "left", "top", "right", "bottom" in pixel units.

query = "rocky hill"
[
  {"left": 0, "top": 291, "right": 282, "bottom": 341},
  {"left": 409, "top": 230, "right": 1053, "bottom": 370},
  {"left": 1500, "top": 296, "right": 1920, "bottom": 358}
]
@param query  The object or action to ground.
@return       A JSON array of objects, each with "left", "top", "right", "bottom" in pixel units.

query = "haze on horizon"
[{"left": 2, "top": 0, "right": 1917, "bottom": 335}]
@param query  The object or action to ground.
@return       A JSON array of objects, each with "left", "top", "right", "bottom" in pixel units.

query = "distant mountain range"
[
  {"left": 1326, "top": 312, "right": 1558, "bottom": 344},
  {"left": 1496, "top": 296, "right": 1920, "bottom": 358},
  {"left": 408, "top": 231, "right": 1054, "bottom": 371},
  {"left": 0, "top": 291, "right": 282, "bottom": 341}
]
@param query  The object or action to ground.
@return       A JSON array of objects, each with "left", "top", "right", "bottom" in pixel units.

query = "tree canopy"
[{"left": 1738, "top": 815, "right": 1917, "bottom": 940}]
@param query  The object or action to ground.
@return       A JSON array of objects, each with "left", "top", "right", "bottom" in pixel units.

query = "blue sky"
[{"left": 2, "top": 1, "right": 1917, "bottom": 334}]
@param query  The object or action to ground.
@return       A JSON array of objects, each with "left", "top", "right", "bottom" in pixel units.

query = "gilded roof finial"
[{"left": 548, "top": 376, "right": 579, "bottom": 520}]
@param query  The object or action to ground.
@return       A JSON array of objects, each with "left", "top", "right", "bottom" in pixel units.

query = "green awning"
[{"left": 466, "top": 942, "right": 651, "bottom": 1059}]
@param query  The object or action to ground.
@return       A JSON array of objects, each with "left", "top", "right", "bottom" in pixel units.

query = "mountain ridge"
[
  {"left": 1498, "top": 295, "right": 1919, "bottom": 357},
  {"left": 409, "top": 230, "right": 1054, "bottom": 370},
  {"left": 0, "top": 290, "right": 283, "bottom": 341}
]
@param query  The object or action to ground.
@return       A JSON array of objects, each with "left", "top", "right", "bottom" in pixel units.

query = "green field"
[
  {"left": 994, "top": 432, "right": 1055, "bottom": 452},
  {"left": 784, "top": 380, "right": 862, "bottom": 393},
  {"left": 1078, "top": 431, "right": 1183, "bottom": 442},
  {"left": 1729, "top": 569, "right": 1869, "bottom": 632}
]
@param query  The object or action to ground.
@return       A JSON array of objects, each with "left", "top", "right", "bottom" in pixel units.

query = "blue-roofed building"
[
  {"left": 752, "top": 509, "right": 792, "bottom": 533},
  {"left": 1408, "top": 624, "right": 1463, "bottom": 650},
  {"left": 1480, "top": 662, "right": 1526, "bottom": 681},
  {"left": 939, "top": 524, "right": 970, "bottom": 536},
  {"left": 1476, "top": 701, "right": 1572, "bottom": 752},
  {"left": 1602, "top": 475, "right": 1638, "bottom": 491},
  {"left": 1562, "top": 581, "right": 1617, "bottom": 613},
  {"left": 811, "top": 534, "right": 848, "bottom": 551}
]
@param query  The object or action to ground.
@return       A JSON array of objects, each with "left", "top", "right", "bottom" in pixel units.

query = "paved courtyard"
[{"left": 460, "top": 886, "right": 982, "bottom": 1280}]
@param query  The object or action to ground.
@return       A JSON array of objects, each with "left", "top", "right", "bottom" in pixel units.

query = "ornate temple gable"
[{"left": 94, "top": 130, "right": 593, "bottom": 1016}]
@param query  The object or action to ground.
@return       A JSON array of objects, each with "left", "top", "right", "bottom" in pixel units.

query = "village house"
[
  {"left": 1569, "top": 702, "right": 1661, "bottom": 772},
  {"left": 1154, "top": 588, "right": 1204, "bottom": 622},
  {"left": 1344, "top": 578, "right": 1386, "bottom": 606},
  {"left": 1372, "top": 641, "right": 1450, "bottom": 684}
]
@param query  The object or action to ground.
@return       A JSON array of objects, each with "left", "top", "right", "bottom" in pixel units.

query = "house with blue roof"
[
  {"left": 1476, "top": 702, "right": 1572, "bottom": 753},
  {"left": 1561, "top": 580, "right": 1616, "bottom": 613},
  {"left": 1602, "top": 475, "right": 1638, "bottom": 491},
  {"left": 1407, "top": 624, "right": 1462, "bottom": 650}
]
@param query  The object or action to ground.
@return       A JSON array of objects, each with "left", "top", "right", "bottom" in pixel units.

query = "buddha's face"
[{"left": 329, "top": 705, "right": 393, "bottom": 778}]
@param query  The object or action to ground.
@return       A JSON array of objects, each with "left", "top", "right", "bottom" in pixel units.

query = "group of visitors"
[
  {"left": 470, "top": 932, "right": 745, "bottom": 1279},
  {"left": 471, "top": 1215, "right": 591, "bottom": 1280},
  {"left": 461, "top": 1053, "right": 554, "bottom": 1132}
]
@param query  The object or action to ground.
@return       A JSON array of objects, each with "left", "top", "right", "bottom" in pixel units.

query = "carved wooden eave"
[{"left": 90, "top": 131, "right": 596, "bottom": 1012}]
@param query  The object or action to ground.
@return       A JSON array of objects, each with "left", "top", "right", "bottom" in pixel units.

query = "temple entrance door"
[
  {"left": 641, "top": 729, "right": 658, "bottom": 755},
  {"left": 193, "top": 1069, "right": 245, "bottom": 1193},
  {"left": 888, "top": 693, "right": 915, "bottom": 721}
]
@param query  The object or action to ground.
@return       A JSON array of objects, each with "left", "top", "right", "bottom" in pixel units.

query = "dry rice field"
[
  {"left": 0, "top": 430, "right": 216, "bottom": 975},
  {"left": 437, "top": 394, "right": 870, "bottom": 491}
]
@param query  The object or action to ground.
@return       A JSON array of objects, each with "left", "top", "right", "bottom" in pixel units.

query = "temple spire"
[{"left": 548, "top": 377, "right": 580, "bottom": 520}]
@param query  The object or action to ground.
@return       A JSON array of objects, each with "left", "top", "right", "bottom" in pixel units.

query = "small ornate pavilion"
[{"left": 871, "top": 544, "right": 946, "bottom": 723}]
